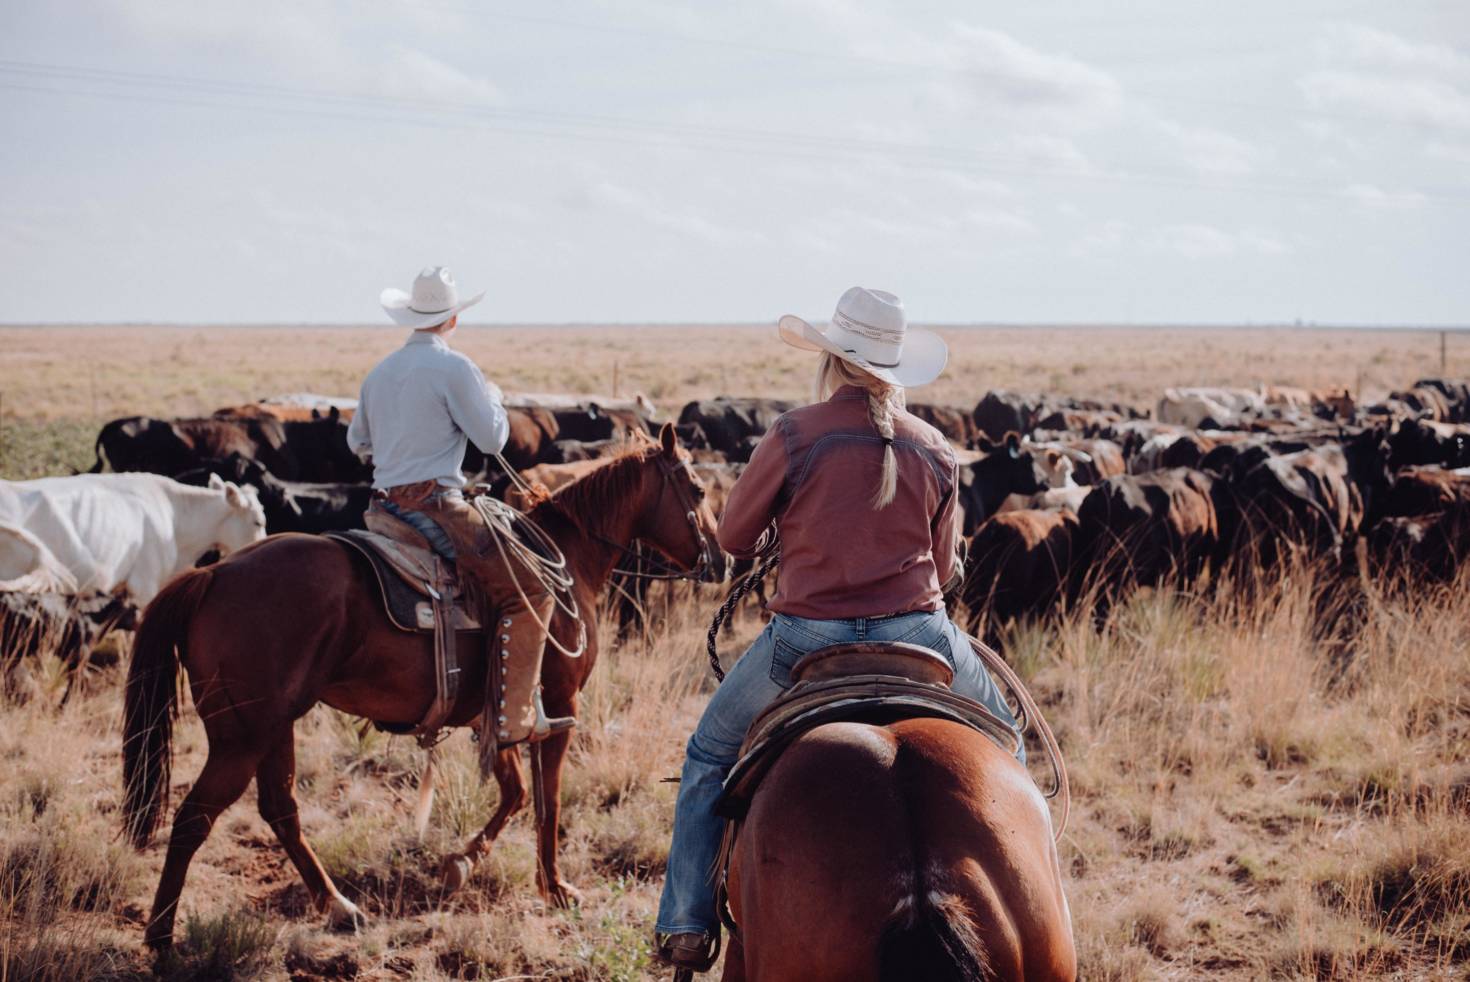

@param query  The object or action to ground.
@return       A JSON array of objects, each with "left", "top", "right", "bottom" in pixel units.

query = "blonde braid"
[{"left": 814, "top": 352, "right": 904, "bottom": 510}]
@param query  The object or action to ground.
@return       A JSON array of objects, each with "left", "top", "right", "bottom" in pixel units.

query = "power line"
[
  {"left": 373, "top": 0, "right": 1441, "bottom": 129},
  {"left": 3, "top": 60, "right": 1465, "bottom": 204}
]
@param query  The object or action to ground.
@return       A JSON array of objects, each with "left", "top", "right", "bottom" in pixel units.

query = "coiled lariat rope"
[
  {"left": 471, "top": 459, "right": 587, "bottom": 659},
  {"left": 704, "top": 528, "right": 781, "bottom": 683}
]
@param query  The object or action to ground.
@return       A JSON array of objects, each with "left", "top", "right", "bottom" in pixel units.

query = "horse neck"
[{"left": 536, "top": 455, "right": 656, "bottom": 588}]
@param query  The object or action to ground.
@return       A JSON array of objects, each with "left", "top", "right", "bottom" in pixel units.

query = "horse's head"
[{"left": 634, "top": 423, "right": 728, "bottom": 583}]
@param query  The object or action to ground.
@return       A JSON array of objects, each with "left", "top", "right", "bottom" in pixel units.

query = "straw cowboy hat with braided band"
[
  {"left": 381, "top": 266, "right": 485, "bottom": 329},
  {"left": 778, "top": 286, "right": 948, "bottom": 388}
]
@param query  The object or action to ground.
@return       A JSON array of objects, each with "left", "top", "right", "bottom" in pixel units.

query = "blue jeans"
[
  {"left": 654, "top": 607, "right": 1022, "bottom": 936},
  {"left": 379, "top": 493, "right": 461, "bottom": 561}
]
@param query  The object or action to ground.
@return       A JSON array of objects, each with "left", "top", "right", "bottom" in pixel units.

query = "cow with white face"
[{"left": 0, "top": 472, "right": 266, "bottom": 606}]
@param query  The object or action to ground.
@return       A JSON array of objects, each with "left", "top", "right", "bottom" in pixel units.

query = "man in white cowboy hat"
[
  {"left": 347, "top": 266, "right": 574, "bottom": 748},
  {"left": 653, "top": 286, "right": 1022, "bottom": 972}
]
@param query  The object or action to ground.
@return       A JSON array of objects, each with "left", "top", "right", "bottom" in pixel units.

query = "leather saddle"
[
  {"left": 326, "top": 517, "right": 481, "bottom": 635},
  {"left": 323, "top": 505, "right": 483, "bottom": 744},
  {"left": 715, "top": 642, "right": 1020, "bottom": 822}
]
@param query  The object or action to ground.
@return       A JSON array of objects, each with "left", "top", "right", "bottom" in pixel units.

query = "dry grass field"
[{"left": 2, "top": 324, "right": 1468, "bottom": 981}]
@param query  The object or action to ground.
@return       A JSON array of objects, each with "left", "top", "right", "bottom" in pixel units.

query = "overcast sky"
[{"left": 1, "top": 1, "right": 1466, "bottom": 325}]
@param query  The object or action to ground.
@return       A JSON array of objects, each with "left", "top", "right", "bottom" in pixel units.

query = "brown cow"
[
  {"left": 906, "top": 402, "right": 977, "bottom": 446},
  {"left": 960, "top": 509, "right": 1077, "bottom": 636}
]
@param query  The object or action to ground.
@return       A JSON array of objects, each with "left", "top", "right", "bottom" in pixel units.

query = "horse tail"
[
  {"left": 122, "top": 568, "right": 213, "bottom": 848},
  {"left": 878, "top": 889, "right": 994, "bottom": 982}
]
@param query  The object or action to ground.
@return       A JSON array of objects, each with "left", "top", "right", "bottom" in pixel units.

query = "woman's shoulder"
[{"left": 895, "top": 409, "right": 955, "bottom": 456}]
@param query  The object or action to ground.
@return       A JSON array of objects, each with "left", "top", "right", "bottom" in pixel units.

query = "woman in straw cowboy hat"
[{"left": 653, "top": 287, "right": 1023, "bottom": 972}]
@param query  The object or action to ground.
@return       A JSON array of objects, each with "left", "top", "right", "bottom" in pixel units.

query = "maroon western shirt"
[{"left": 718, "top": 385, "right": 960, "bottom": 619}]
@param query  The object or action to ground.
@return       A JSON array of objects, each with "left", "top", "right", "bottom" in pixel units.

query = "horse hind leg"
[
  {"left": 441, "top": 746, "right": 528, "bottom": 894},
  {"left": 255, "top": 732, "right": 365, "bottom": 933},
  {"left": 144, "top": 747, "right": 263, "bottom": 950}
]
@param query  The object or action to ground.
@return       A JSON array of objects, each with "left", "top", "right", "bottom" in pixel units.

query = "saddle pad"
[{"left": 326, "top": 531, "right": 481, "bottom": 634}]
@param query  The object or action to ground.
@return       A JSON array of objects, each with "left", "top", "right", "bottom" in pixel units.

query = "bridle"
[{"left": 544, "top": 450, "right": 717, "bottom": 583}]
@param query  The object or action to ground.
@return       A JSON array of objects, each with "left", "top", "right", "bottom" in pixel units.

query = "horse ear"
[{"left": 659, "top": 421, "right": 678, "bottom": 456}]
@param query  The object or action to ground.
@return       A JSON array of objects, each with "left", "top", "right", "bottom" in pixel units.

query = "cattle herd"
[{"left": 2, "top": 376, "right": 1469, "bottom": 686}]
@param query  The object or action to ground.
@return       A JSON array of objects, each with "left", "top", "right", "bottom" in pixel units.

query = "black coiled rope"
[{"left": 703, "top": 531, "right": 780, "bottom": 683}]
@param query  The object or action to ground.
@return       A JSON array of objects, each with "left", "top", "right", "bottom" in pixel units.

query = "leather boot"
[
  {"left": 485, "top": 589, "right": 576, "bottom": 748},
  {"left": 421, "top": 494, "right": 576, "bottom": 750}
]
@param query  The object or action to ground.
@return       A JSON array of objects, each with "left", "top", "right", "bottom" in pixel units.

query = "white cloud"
[
  {"left": 933, "top": 24, "right": 1123, "bottom": 124},
  {"left": 1342, "top": 183, "right": 1428, "bottom": 209},
  {"left": 563, "top": 178, "right": 763, "bottom": 247},
  {"left": 1300, "top": 25, "right": 1470, "bottom": 132},
  {"left": 1147, "top": 224, "right": 1288, "bottom": 259},
  {"left": 1320, "top": 24, "right": 1470, "bottom": 79},
  {"left": 1149, "top": 117, "right": 1264, "bottom": 176},
  {"left": 108, "top": 0, "right": 501, "bottom": 105}
]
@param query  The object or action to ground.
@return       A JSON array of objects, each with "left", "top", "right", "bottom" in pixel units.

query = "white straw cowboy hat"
[
  {"left": 778, "top": 286, "right": 948, "bottom": 388},
  {"left": 380, "top": 266, "right": 485, "bottom": 329}
]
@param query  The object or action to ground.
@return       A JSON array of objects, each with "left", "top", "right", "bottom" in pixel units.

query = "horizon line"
[{"left": 2, "top": 320, "right": 1469, "bottom": 331}]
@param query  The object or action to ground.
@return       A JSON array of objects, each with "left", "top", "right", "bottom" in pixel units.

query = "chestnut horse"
[
  {"left": 723, "top": 718, "right": 1075, "bottom": 981},
  {"left": 122, "top": 424, "right": 725, "bottom": 949}
]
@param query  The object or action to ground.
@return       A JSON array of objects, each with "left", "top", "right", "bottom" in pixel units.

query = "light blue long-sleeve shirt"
[{"left": 346, "top": 331, "right": 509, "bottom": 490}]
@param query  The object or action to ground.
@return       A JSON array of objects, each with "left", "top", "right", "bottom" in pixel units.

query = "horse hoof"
[
  {"left": 543, "top": 880, "right": 584, "bottom": 909},
  {"left": 441, "top": 855, "right": 473, "bottom": 895},
  {"left": 326, "top": 895, "right": 367, "bottom": 933}
]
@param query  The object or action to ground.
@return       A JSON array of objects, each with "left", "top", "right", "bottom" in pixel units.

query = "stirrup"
[
  {"left": 653, "top": 929, "right": 721, "bottom": 973},
  {"left": 528, "top": 689, "right": 576, "bottom": 744}
]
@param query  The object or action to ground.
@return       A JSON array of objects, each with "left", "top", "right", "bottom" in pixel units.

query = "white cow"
[
  {"left": 0, "top": 473, "right": 266, "bottom": 605},
  {"left": 0, "top": 524, "right": 79, "bottom": 593},
  {"left": 1157, "top": 387, "right": 1266, "bottom": 429}
]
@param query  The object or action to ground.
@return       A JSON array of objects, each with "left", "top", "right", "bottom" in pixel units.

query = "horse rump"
[
  {"left": 879, "top": 890, "right": 994, "bottom": 982},
  {"left": 121, "top": 567, "right": 213, "bottom": 848}
]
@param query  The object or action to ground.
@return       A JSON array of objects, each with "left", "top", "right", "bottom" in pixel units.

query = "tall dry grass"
[{"left": 0, "top": 561, "right": 1465, "bottom": 979}]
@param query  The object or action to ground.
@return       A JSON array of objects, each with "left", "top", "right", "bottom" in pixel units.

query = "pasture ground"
[{"left": 2, "top": 324, "right": 1468, "bottom": 980}]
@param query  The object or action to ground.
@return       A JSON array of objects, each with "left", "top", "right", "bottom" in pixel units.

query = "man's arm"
[
  {"left": 445, "top": 357, "right": 510, "bottom": 455},
  {"left": 346, "top": 388, "right": 372, "bottom": 460},
  {"left": 717, "top": 425, "right": 787, "bottom": 558}
]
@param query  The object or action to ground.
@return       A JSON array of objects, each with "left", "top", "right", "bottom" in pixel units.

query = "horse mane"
[{"left": 531, "top": 431, "right": 671, "bottom": 538}]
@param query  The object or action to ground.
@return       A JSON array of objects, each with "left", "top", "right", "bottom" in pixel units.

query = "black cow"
[
  {"left": 1071, "top": 468, "right": 1220, "bottom": 618},
  {"left": 678, "top": 398, "right": 794, "bottom": 459},
  {"left": 973, "top": 391, "right": 1045, "bottom": 443},
  {"left": 1206, "top": 431, "right": 1389, "bottom": 576},
  {"left": 90, "top": 410, "right": 366, "bottom": 483},
  {"left": 175, "top": 454, "right": 370, "bottom": 534},
  {"left": 1387, "top": 418, "right": 1470, "bottom": 469},
  {"left": 551, "top": 404, "right": 648, "bottom": 444},
  {"left": 1368, "top": 504, "right": 1470, "bottom": 584},
  {"left": 1413, "top": 378, "right": 1470, "bottom": 423},
  {"left": 1381, "top": 466, "right": 1470, "bottom": 518},
  {"left": 953, "top": 433, "right": 1048, "bottom": 536}
]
